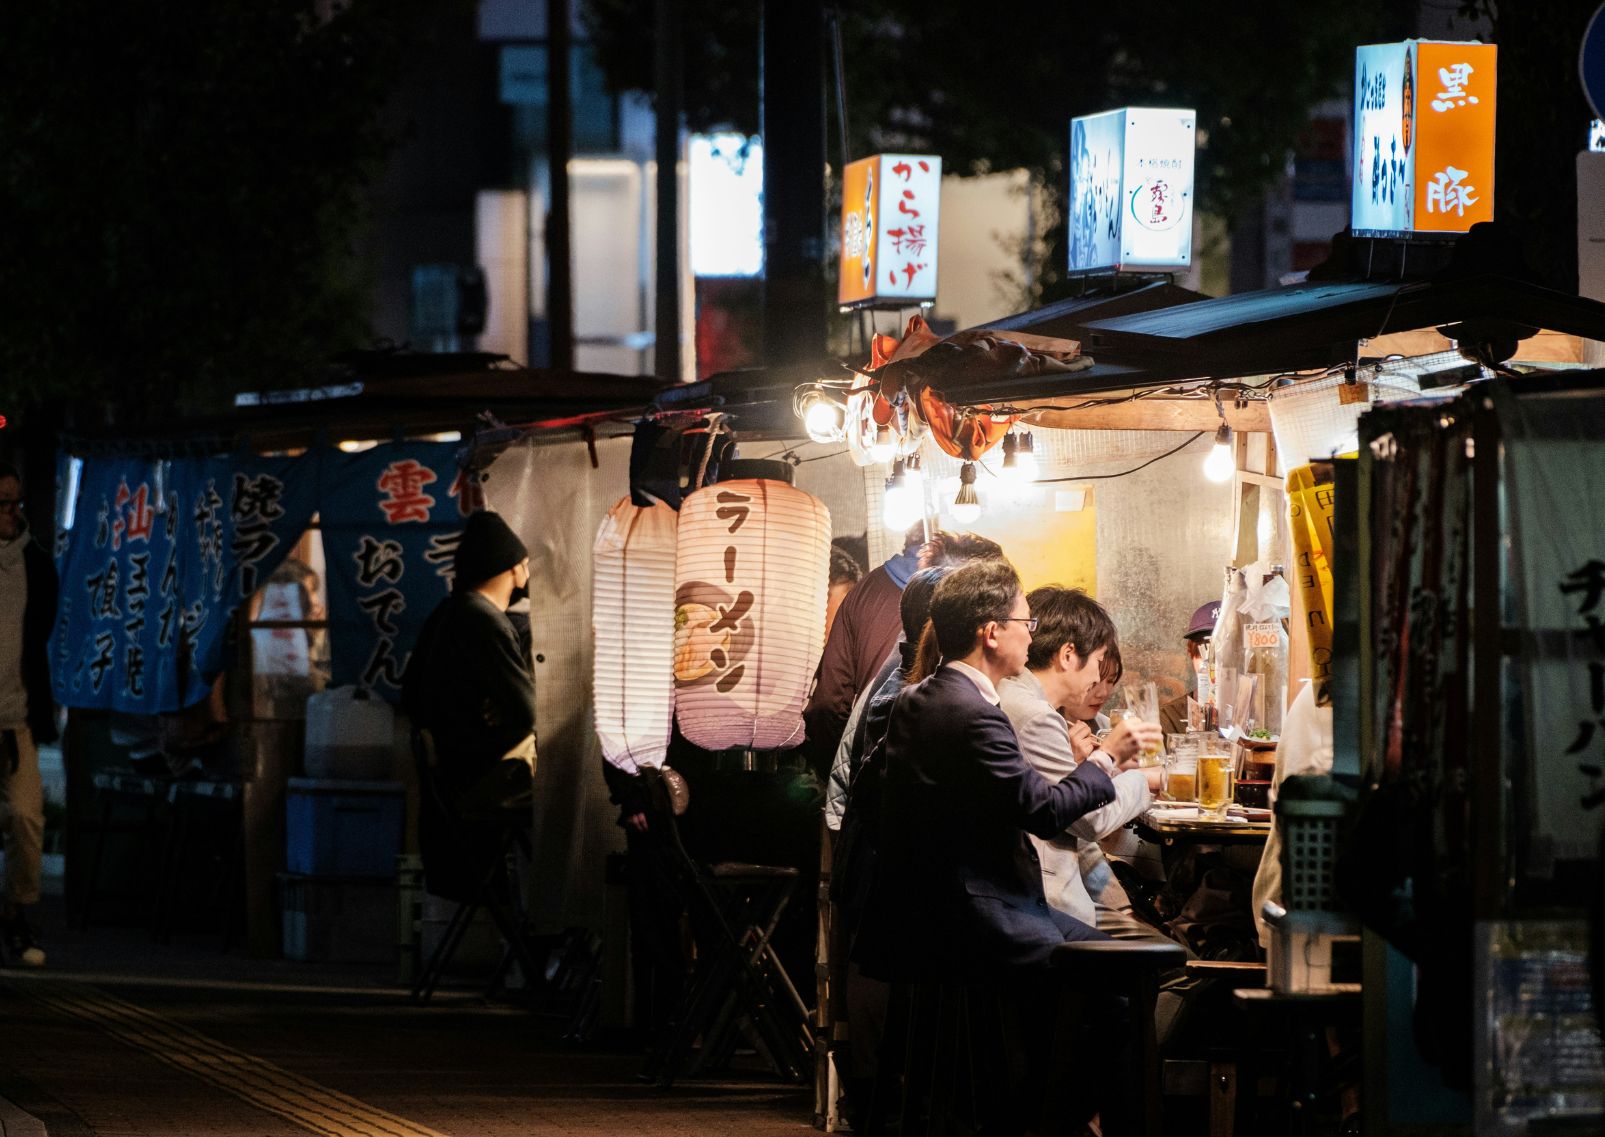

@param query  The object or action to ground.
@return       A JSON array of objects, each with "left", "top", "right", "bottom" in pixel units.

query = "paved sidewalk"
[{"left": 0, "top": 901, "right": 814, "bottom": 1136}]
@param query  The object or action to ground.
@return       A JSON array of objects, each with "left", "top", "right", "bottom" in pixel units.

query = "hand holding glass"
[
  {"left": 1102, "top": 716, "right": 1161, "bottom": 766},
  {"left": 1124, "top": 682, "right": 1164, "bottom": 766}
]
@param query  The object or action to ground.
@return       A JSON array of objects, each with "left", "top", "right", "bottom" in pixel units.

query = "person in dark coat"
[
  {"left": 858, "top": 558, "right": 1140, "bottom": 1134},
  {"left": 402, "top": 510, "right": 535, "bottom": 903},
  {"left": 802, "top": 525, "right": 922, "bottom": 778},
  {"left": 830, "top": 564, "right": 951, "bottom": 1118},
  {"left": 803, "top": 528, "right": 1004, "bottom": 779},
  {"left": 858, "top": 558, "right": 1116, "bottom": 981}
]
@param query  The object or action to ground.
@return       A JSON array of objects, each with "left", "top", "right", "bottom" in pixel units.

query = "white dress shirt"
[
  {"left": 999, "top": 670, "right": 1153, "bottom": 926},
  {"left": 944, "top": 660, "right": 1001, "bottom": 705}
]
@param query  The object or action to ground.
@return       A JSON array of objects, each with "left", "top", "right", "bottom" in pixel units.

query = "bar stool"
[
  {"left": 149, "top": 777, "right": 244, "bottom": 948},
  {"left": 637, "top": 769, "right": 812, "bottom": 1088},
  {"left": 1051, "top": 937, "right": 1186, "bottom": 1137},
  {"left": 411, "top": 820, "right": 544, "bottom": 1003},
  {"left": 410, "top": 731, "right": 542, "bottom": 1005}
]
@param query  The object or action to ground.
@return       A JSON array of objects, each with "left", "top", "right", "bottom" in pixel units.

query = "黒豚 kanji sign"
[{"left": 1352, "top": 39, "right": 1497, "bottom": 237}]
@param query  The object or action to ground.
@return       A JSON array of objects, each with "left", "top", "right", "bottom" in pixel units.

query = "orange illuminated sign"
[
  {"left": 838, "top": 153, "right": 942, "bottom": 309},
  {"left": 1413, "top": 41, "right": 1497, "bottom": 233},
  {"left": 1353, "top": 40, "right": 1496, "bottom": 236}
]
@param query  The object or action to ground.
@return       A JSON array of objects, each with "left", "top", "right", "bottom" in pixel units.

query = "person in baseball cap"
[
  {"left": 1185, "top": 600, "right": 1220, "bottom": 642},
  {"left": 1161, "top": 600, "right": 1220, "bottom": 735}
]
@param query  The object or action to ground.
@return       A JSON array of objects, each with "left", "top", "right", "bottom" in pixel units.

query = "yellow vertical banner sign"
[{"left": 1287, "top": 464, "right": 1337, "bottom": 693}]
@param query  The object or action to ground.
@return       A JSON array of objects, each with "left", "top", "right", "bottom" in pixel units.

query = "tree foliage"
[
  {"left": 0, "top": 0, "right": 437, "bottom": 419},
  {"left": 583, "top": 0, "right": 1390, "bottom": 300}
]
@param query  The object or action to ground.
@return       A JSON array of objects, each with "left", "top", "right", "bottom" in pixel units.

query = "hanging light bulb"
[
  {"left": 1203, "top": 423, "right": 1235, "bottom": 483},
  {"left": 903, "top": 454, "right": 925, "bottom": 500},
  {"left": 867, "top": 422, "right": 897, "bottom": 465},
  {"left": 1012, "top": 431, "right": 1039, "bottom": 483},
  {"left": 882, "top": 458, "right": 922, "bottom": 531},
  {"left": 1000, "top": 430, "right": 1039, "bottom": 486},
  {"left": 950, "top": 461, "right": 982, "bottom": 523},
  {"left": 798, "top": 389, "right": 846, "bottom": 443}
]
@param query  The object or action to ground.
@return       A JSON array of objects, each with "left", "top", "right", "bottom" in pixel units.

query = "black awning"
[
  {"left": 969, "top": 281, "right": 1210, "bottom": 341},
  {"left": 1078, "top": 273, "right": 1605, "bottom": 379}
]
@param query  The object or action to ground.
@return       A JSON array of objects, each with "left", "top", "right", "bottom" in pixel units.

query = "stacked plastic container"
[{"left": 280, "top": 687, "right": 404, "bottom": 963}]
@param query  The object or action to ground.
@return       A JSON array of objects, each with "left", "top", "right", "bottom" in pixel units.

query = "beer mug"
[
  {"left": 1198, "top": 753, "right": 1235, "bottom": 817},
  {"left": 1163, "top": 755, "right": 1197, "bottom": 803}
]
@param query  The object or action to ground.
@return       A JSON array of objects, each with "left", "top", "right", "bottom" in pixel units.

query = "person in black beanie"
[{"left": 402, "top": 510, "right": 535, "bottom": 902}]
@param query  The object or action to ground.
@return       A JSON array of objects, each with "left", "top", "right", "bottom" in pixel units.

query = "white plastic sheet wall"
[{"left": 484, "top": 433, "right": 634, "bottom": 932}]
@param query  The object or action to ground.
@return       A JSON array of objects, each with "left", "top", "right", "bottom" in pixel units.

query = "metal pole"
[
  {"left": 546, "top": 0, "right": 574, "bottom": 372},
  {"left": 761, "top": 0, "right": 828, "bottom": 369},
  {"left": 654, "top": 0, "right": 683, "bottom": 383},
  {"left": 826, "top": 5, "right": 850, "bottom": 171}
]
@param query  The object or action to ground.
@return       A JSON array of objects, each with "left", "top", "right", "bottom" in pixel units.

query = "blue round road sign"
[{"left": 1584, "top": 2, "right": 1605, "bottom": 120}]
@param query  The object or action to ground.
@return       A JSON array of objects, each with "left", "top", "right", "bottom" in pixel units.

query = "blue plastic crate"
[
  {"left": 279, "top": 873, "right": 396, "bottom": 963},
  {"left": 286, "top": 778, "right": 404, "bottom": 878}
]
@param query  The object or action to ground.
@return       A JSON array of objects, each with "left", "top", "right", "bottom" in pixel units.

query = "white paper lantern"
[
  {"left": 673, "top": 478, "right": 831, "bottom": 751},
  {"left": 592, "top": 497, "right": 679, "bottom": 771}
]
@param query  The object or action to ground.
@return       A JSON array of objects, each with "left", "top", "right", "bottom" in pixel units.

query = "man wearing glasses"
[
  {"left": 859, "top": 558, "right": 1117, "bottom": 975},
  {"left": 0, "top": 461, "right": 57, "bottom": 968},
  {"left": 857, "top": 558, "right": 1131, "bottom": 1132}
]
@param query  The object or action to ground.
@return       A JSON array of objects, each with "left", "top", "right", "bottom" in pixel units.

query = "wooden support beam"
[{"left": 1024, "top": 398, "right": 1271, "bottom": 433}]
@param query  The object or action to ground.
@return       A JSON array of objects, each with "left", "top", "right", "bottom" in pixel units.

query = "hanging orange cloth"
[
  {"left": 870, "top": 332, "right": 901, "bottom": 370},
  {"left": 918, "top": 388, "right": 1017, "bottom": 460}
]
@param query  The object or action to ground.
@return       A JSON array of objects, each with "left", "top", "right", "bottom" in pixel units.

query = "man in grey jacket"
[
  {"left": 999, "top": 586, "right": 1162, "bottom": 931},
  {"left": 0, "top": 461, "right": 57, "bottom": 968}
]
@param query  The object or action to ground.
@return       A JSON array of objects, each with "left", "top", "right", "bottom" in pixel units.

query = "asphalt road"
[{"left": 0, "top": 901, "right": 814, "bottom": 1137}]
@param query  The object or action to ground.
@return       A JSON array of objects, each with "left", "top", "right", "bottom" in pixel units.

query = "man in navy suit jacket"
[
  {"left": 859, "top": 557, "right": 1118, "bottom": 980},
  {"left": 856, "top": 558, "right": 1140, "bottom": 1134}
]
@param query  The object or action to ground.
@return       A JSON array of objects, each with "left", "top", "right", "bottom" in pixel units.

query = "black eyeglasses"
[{"left": 996, "top": 617, "right": 1039, "bottom": 632}]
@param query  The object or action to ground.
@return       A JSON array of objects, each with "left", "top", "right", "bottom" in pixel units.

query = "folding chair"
[
  {"left": 79, "top": 772, "right": 173, "bottom": 931},
  {"left": 410, "top": 730, "right": 545, "bottom": 1004},
  {"left": 636, "top": 768, "right": 813, "bottom": 1088},
  {"left": 150, "top": 777, "right": 244, "bottom": 949}
]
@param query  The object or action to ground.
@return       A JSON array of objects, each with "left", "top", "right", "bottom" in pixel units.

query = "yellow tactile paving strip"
[{"left": 19, "top": 979, "right": 453, "bottom": 1137}]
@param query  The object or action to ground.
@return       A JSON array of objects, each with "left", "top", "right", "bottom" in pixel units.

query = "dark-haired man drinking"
[{"left": 860, "top": 558, "right": 1118, "bottom": 976}]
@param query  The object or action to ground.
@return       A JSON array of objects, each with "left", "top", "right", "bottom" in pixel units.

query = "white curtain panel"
[{"left": 484, "top": 432, "right": 634, "bottom": 932}]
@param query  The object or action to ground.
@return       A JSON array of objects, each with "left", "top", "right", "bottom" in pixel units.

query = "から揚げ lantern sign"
[
  {"left": 1352, "top": 39, "right": 1497, "bottom": 237},
  {"left": 592, "top": 497, "right": 679, "bottom": 772},
  {"left": 838, "top": 153, "right": 943, "bottom": 310},
  {"left": 672, "top": 478, "right": 831, "bottom": 752}
]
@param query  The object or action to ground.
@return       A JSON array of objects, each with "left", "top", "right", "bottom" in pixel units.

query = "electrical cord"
[
  {"left": 758, "top": 446, "right": 850, "bottom": 464},
  {"left": 955, "top": 372, "right": 1310, "bottom": 418},
  {"left": 1031, "top": 431, "right": 1206, "bottom": 483}
]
